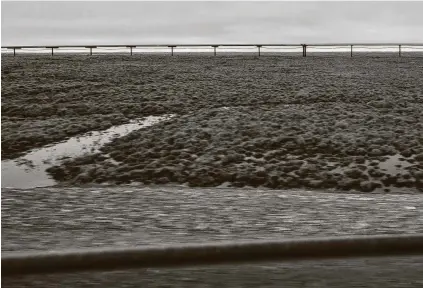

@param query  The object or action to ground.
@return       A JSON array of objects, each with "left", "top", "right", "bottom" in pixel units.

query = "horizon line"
[{"left": 2, "top": 43, "right": 423, "bottom": 49}]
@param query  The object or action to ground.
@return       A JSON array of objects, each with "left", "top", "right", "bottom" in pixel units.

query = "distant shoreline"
[{"left": 2, "top": 51, "right": 423, "bottom": 57}]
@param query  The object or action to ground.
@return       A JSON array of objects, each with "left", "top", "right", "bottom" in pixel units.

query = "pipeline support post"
[
  {"left": 85, "top": 46, "right": 96, "bottom": 56},
  {"left": 350, "top": 45, "right": 353, "bottom": 57},
  {"left": 257, "top": 45, "right": 262, "bottom": 57},
  {"left": 169, "top": 46, "right": 176, "bottom": 56},
  {"left": 47, "top": 47, "right": 58, "bottom": 56},
  {"left": 85, "top": 47, "right": 93, "bottom": 56},
  {"left": 399, "top": 45, "right": 402, "bottom": 57},
  {"left": 302, "top": 45, "right": 307, "bottom": 57},
  {"left": 212, "top": 45, "right": 218, "bottom": 56},
  {"left": 11, "top": 47, "right": 21, "bottom": 57},
  {"left": 127, "top": 46, "right": 135, "bottom": 56}
]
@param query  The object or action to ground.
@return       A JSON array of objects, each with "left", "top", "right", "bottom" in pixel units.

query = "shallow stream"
[{"left": 1, "top": 115, "right": 173, "bottom": 189}]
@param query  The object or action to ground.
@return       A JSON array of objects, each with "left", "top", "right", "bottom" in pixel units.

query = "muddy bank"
[
  {"left": 2, "top": 186, "right": 423, "bottom": 287},
  {"left": 3, "top": 56, "right": 423, "bottom": 159},
  {"left": 4, "top": 186, "right": 422, "bottom": 250},
  {"left": 47, "top": 103, "right": 423, "bottom": 192},
  {"left": 2, "top": 56, "right": 423, "bottom": 192}
]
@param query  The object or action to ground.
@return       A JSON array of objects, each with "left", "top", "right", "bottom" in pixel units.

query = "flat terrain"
[
  {"left": 2, "top": 186, "right": 423, "bottom": 287},
  {"left": 2, "top": 55, "right": 423, "bottom": 286},
  {"left": 3, "top": 55, "right": 422, "bottom": 192}
]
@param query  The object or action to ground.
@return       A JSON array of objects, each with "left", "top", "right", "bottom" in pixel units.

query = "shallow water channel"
[{"left": 1, "top": 115, "right": 173, "bottom": 189}]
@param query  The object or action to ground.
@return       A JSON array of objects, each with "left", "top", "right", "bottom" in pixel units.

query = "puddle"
[
  {"left": 378, "top": 154, "right": 414, "bottom": 175},
  {"left": 328, "top": 154, "right": 414, "bottom": 176},
  {"left": 1, "top": 115, "right": 173, "bottom": 189}
]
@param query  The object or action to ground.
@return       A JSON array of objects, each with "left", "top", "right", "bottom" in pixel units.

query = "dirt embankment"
[{"left": 2, "top": 186, "right": 423, "bottom": 287}]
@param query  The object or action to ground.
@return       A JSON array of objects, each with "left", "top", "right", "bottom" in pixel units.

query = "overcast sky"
[{"left": 2, "top": 1, "right": 423, "bottom": 46}]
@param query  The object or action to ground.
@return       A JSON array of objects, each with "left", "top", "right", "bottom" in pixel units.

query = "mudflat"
[{"left": 2, "top": 55, "right": 423, "bottom": 192}]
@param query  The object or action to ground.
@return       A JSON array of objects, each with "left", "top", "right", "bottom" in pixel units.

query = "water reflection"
[{"left": 1, "top": 115, "right": 173, "bottom": 189}]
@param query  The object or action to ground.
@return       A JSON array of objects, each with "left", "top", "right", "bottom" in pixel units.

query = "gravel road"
[{"left": 2, "top": 186, "right": 423, "bottom": 287}]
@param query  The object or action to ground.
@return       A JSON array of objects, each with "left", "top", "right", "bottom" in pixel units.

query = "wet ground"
[
  {"left": 2, "top": 55, "right": 423, "bottom": 286},
  {"left": 2, "top": 186, "right": 423, "bottom": 287},
  {"left": 1, "top": 115, "right": 172, "bottom": 189},
  {"left": 3, "top": 56, "right": 423, "bottom": 191}
]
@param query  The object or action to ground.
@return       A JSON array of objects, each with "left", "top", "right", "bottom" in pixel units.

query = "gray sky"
[{"left": 2, "top": 1, "right": 423, "bottom": 46}]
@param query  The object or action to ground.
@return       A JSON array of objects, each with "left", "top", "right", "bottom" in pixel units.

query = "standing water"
[{"left": 1, "top": 115, "right": 173, "bottom": 189}]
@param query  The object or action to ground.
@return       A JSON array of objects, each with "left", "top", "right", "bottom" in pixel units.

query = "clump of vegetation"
[{"left": 2, "top": 55, "right": 423, "bottom": 192}]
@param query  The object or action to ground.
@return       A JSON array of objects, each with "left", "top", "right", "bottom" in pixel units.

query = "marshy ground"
[
  {"left": 2, "top": 54, "right": 423, "bottom": 287},
  {"left": 2, "top": 54, "right": 422, "bottom": 192}
]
